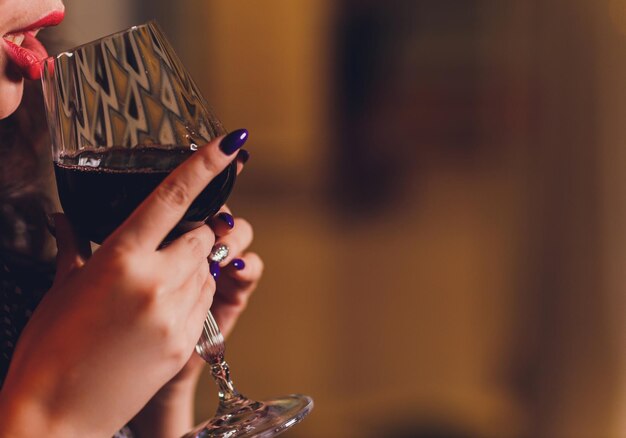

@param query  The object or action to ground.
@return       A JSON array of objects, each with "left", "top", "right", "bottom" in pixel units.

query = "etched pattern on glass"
[{"left": 42, "top": 22, "right": 224, "bottom": 157}]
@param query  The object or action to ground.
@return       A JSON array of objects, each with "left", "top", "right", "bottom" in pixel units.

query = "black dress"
[{"left": 0, "top": 252, "right": 53, "bottom": 384}]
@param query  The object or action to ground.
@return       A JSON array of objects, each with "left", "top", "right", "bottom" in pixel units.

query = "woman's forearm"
[{"left": 129, "top": 380, "right": 197, "bottom": 438}]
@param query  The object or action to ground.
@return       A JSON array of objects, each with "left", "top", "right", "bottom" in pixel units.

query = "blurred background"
[{"left": 44, "top": 1, "right": 626, "bottom": 437}]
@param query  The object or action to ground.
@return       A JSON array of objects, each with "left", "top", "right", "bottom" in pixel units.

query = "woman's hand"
[
  {"left": 0, "top": 132, "right": 247, "bottom": 438},
  {"left": 208, "top": 208, "right": 264, "bottom": 338},
  {"left": 129, "top": 157, "right": 264, "bottom": 438}
]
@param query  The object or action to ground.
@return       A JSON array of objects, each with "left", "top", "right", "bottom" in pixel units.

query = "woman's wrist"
[{"left": 129, "top": 379, "right": 198, "bottom": 438}]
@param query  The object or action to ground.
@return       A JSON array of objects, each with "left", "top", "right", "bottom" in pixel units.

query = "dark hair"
[{"left": 0, "top": 82, "right": 51, "bottom": 261}]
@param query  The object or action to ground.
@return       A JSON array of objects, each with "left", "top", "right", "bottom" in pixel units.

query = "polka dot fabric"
[{"left": 0, "top": 258, "right": 49, "bottom": 385}]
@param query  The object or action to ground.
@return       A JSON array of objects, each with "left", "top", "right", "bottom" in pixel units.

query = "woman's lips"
[
  {"left": 2, "top": 10, "right": 65, "bottom": 81},
  {"left": 22, "top": 10, "right": 65, "bottom": 32},
  {"left": 3, "top": 33, "right": 49, "bottom": 80}
]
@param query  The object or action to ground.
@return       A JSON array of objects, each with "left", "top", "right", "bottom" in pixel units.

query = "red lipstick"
[
  {"left": 2, "top": 10, "right": 65, "bottom": 81},
  {"left": 19, "top": 10, "right": 66, "bottom": 33}
]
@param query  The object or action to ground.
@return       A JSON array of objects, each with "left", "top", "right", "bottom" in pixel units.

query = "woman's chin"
[{"left": 0, "top": 78, "right": 24, "bottom": 119}]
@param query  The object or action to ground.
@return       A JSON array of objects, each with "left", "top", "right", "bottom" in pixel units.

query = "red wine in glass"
[{"left": 54, "top": 147, "right": 236, "bottom": 245}]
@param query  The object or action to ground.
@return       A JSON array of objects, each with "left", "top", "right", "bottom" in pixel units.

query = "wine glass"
[{"left": 41, "top": 21, "right": 313, "bottom": 437}]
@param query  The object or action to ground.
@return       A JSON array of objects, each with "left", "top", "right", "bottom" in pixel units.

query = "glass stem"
[
  {"left": 195, "top": 311, "right": 249, "bottom": 411},
  {"left": 209, "top": 356, "right": 241, "bottom": 404}
]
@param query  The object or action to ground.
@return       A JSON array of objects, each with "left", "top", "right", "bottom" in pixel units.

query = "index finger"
[{"left": 109, "top": 129, "right": 249, "bottom": 250}]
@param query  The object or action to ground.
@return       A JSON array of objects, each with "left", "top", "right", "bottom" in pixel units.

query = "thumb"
[{"left": 51, "top": 213, "right": 92, "bottom": 282}]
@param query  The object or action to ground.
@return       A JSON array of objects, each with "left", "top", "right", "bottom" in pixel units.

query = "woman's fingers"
[
  {"left": 53, "top": 213, "right": 92, "bottom": 283},
  {"left": 214, "top": 253, "right": 263, "bottom": 310},
  {"left": 235, "top": 149, "right": 249, "bottom": 175},
  {"left": 222, "top": 252, "right": 264, "bottom": 286},
  {"left": 157, "top": 225, "right": 216, "bottom": 288},
  {"left": 213, "top": 217, "right": 253, "bottom": 267},
  {"left": 169, "top": 255, "right": 213, "bottom": 319},
  {"left": 205, "top": 147, "right": 249, "bottom": 237},
  {"left": 109, "top": 130, "right": 248, "bottom": 251},
  {"left": 211, "top": 252, "right": 263, "bottom": 337},
  {"left": 206, "top": 205, "right": 234, "bottom": 238},
  {"left": 182, "top": 276, "right": 215, "bottom": 352}
]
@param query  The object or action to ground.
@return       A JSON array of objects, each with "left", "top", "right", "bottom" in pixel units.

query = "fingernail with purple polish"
[
  {"left": 236, "top": 149, "right": 250, "bottom": 164},
  {"left": 232, "top": 258, "right": 246, "bottom": 271},
  {"left": 217, "top": 212, "right": 234, "bottom": 229},
  {"left": 210, "top": 262, "right": 221, "bottom": 279},
  {"left": 220, "top": 129, "right": 249, "bottom": 155}
]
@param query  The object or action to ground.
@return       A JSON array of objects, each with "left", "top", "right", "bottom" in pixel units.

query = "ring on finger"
[{"left": 208, "top": 243, "right": 229, "bottom": 263}]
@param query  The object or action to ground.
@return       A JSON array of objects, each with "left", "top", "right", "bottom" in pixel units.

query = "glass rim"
[{"left": 41, "top": 20, "right": 159, "bottom": 64}]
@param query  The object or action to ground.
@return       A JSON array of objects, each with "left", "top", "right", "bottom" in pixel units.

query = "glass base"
[{"left": 184, "top": 394, "right": 314, "bottom": 438}]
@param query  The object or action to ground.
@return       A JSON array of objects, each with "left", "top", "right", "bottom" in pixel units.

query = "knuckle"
[
  {"left": 184, "top": 236, "right": 204, "bottom": 258},
  {"left": 170, "top": 347, "right": 189, "bottom": 368},
  {"left": 184, "top": 227, "right": 214, "bottom": 257},
  {"left": 196, "top": 226, "right": 216, "bottom": 249},
  {"left": 200, "top": 283, "right": 215, "bottom": 309},
  {"left": 203, "top": 277, "right": 216, "bottom": 298},
  {"left": 162, "top": 328, "right": 188, "bottom": 365},
  {"left": 155, "top": 180, "right": 191, "bottom": 207},
  {"left": 235, "top": 218, "right": 254, "bottom": 244},
  {"left": 105, "top": 245, "right": 142, "bottom": 280},
  {"left": 250, "top": 253, "right": 264, "bottom": 275},
  {"left": 236, "top": 217, "right": 253, "bottom": 234},
  {"left": 134, "top": 282, "right": 162, "bottom": 314},
  {"left": 156, "top": 318, "right": 174, "bottom": 341},
  {"left": 198, "top": 151, "right": 223, "bottom": 174},
  {"left": 199, "top": 262, "right": 211, "bottom": 283}
]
